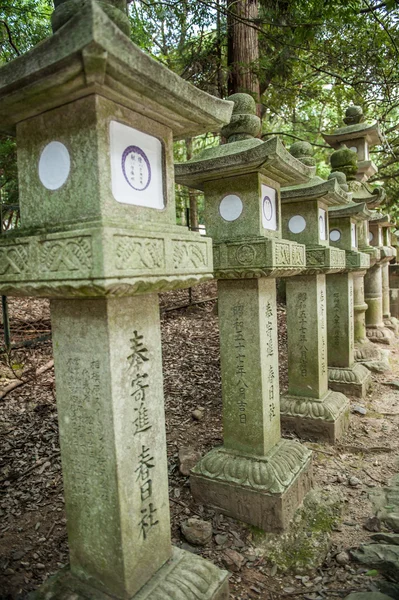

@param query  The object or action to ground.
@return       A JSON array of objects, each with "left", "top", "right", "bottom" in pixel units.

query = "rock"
[
  {"left": 181, "top": 518, "right": 212, "bottom": 546},
  {"left": 337, "top": 474, "right": 347, "bottom": 484},
  {"left": 180, "top": 542, "right": 201, "bottom": 554},
  {"left": 352, "top": 405, "right": 367, "bottom": 415},
  {"left": 192, "top": 408, "right": 204, "bottom": 421},
  {"left": 343, "top": 594, "right": 393, "bottom": 600},
  {"left": 364, "top": 517, "right": 381, "bottom": 532},
  {"left": 222, "top": 549, "right": 245, "bottom": 572},
  {"left": 382, "top": 380, "right": 399, "bottom": 389},
  {"left": 215, "top": 533, "right": 228, "bottom": 546},
  {"left": 349, "top": 476, "right": 361, "bottom": 487},
  {"left": 178, "top": 446, "right": 201, "bottom": 476},
  {"left": 336, "top": 551, "right": 350, "bottom": 565},
  {"left": 370, "top": 475, "right": 399, "bottom": 532},
  {"left": 365, "top": 361, "right": 390, "bottom": 373},
  {"left": 371, "top": 532, "right": 399, "bottom": 545},
  {"left": 351, "top": 543, "right": 399, "bottom": 582}
]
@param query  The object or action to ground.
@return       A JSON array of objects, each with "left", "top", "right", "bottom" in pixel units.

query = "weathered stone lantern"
[
  {"left": 175, "top": 94, "right": 313, "bottom": 532},
  {"left": 0, "top": 1, "right": 233, "bottom": 598},
  {"left": 326, "top": 181, "right": 372, "bottom": 398},
  {"left": 280, "top": 143, "right": 350, "bottom": 441},
  {"left": 367, "top": 213, "right": 397, "bottom": 339},
  {"left": 323, "top": 105, "right": 382, "bottom": 182},
  {"left": 328, "top": 147, "right": 388, "bottom": 366},
  {"left": 389, "top": 229, "right": 399, "bottom": 320}
]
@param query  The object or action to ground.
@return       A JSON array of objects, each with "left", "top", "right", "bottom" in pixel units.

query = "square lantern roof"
[
  {"left": 323, "top": 121, "right": 383, "bottom": 149},
  {"left": 175, "top": 136, "right": 315, "bottom": 189},
  {"left": 0, "top": 0, "right": 233, "bottom": 138},
  {"left": 281, "top": 176, "right": 352, "bottom": 206},
  {"left": 329, "top": 201, "right": 371, "bottom": 221}
]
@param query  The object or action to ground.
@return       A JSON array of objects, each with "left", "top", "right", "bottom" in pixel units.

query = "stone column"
[
  {"left": 0, "top": 2, "right": 232, "bottom": 598},
  {"left": 175, "top": 94, "right": 313, "bottom": 533},
  {"left": 50, "top": 296, "right": 172, "bottom": 597},
  {"left": 280, "top": 161, "right": 350, "bottom": 441},
  {"left": 325, "top": 194, "right": 372, "bottom": 397},
  {"left": 365, "top": 218, "right": 395, "bottom": 344},
  {"left": 219, "top": 278, "right": 280, "bottom": 456},
  {"left": 283, "top": 276, "right": 349, "bottom": 441},
  {"left": 390, "top": 265, "right": 399, "bottom": 319}
]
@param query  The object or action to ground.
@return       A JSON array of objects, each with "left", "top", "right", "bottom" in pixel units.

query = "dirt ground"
[{"left": 1, "top": 282, "right": 399, "bottom": 599}]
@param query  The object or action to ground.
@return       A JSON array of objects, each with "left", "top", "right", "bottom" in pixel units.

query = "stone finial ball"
[
  {"left": 228, "top": 93, "right": 257, "bottom": 115},
  {"left": 221, "top": 93, "right": 260, "bottom": 141},
  {"left": 330, "top": 147, "right": 358, "bottom": 180},
  {"left": 343, "top": 105, "right": 364, "bottom": 125},
  {"left": 328, "top": 171, "right": 349, "bottom": 191},
  {"left": 289, "top": 141, "right": 316, "bottom": 167}
]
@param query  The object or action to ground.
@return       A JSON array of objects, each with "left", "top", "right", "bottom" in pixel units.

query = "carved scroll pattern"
[
  {"left": 40, "top": 237, "right": 92, "bottom": 272},
  {"left": 0, "top": 245, "right": 29, "bottom": 275},
  {"left": 173, "top": 241, "right": 207, "bottom": 269},
  {"left": 115, "top": 236, "right": 164, "bottom": 270}
]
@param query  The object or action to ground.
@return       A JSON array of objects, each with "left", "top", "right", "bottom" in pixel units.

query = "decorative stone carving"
[
  {"left": 29, "top": 548, "right": 229, "bottom": 600},
  {"left": 328, "top": 363, "right": 372, "bottom": 398},
  {"left": 280, "top": 391, "right": 350, "bottom": 443},
  {"left": 115, "top": 236, "right": 164, "bottom": 270},
  {"left": 172, "top": 241, "right": 207, "bottom": 269},
  {"left": 0, "top": 244, "right": 29, "bottom": 275},
  {"left": 41, "top": 237, "right": 92, "bottom": 272},
  {"left": 192, "top": 440, "right": 311, "bottom": 495}
]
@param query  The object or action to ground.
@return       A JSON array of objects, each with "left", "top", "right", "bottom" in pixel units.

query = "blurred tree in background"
[{"left": 1, "top": 0, "right": 399, "bottom": 225}]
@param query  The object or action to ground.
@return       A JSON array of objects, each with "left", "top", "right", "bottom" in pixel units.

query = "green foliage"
[{"left": 1, "top": 0, "right": 399, "bottom": 223}]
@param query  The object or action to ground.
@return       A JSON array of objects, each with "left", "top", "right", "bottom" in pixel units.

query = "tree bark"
[
  {"left": 227, "top": 0, "right": 260, "bottom": 101},
  {"left": 185, "top": 138, "right": 199, "bottom": 231}
]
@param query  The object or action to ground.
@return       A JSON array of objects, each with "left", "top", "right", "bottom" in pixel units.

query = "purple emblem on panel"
[
  {"left": 122, "top": 146, "right": 151, "bottom": 191},
  {"left": 263, "top": 196, "right": 273, "bottom": 221}
]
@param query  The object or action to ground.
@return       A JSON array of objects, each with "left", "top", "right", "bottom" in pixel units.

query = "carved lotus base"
[
  {"left": 28, "top": 548, "right": 229, "bottom": 600},
  {"left": 384, "top": 316, "right": 399, "bottom": 334},
  {"left": 328, "top": 363, "right": 372, "bottom": 399},
  {"left": 354, "top": 341, "right": 384, "bottom": 363},
  {"left": 280, "top": 390, "right": 350, "bottom": 443},
  {"left": 366, "top": 325, "right": 395, "bottom": 345},
  {"left": 190, "top": 440, "right": 313, "bottom": 532}
]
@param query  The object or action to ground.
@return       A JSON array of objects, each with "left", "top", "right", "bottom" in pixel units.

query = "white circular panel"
[
  {"left": 288, "top": 215, "right": 306, "bottom": 234},
  {"left": 329, "top": 229, "right": 341, "bottom": 242},
  {"left": 219, "top": 194, "right": 243, "bottom": 222},
  {"left": 38, "top": 142, "right": 71, "bottom": 190},
  {"left": 349, "top": 146, "right": 358, "bottom": 153},
  {"left": 369, "top": 231, "right": 374, "bottom": 242}
]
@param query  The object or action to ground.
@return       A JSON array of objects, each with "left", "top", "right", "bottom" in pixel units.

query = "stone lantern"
[
  {"left": 0, "top": 1, "right": 233, "bottom": 598},
  {"left": 323, "top": 105, "right": 382, "bottom": 182},
  {"left": 326, "top": 183, "right": 372, "bottom": 397},
  {"left": 280, "top": 143, "right": 351, "bottom": 442},
  {"left": 328, "top": 147, "right": 388, "bottom": 367},
  {"left": 367, "top": 213, "right": 397, "bottom": 339},
  {"left": 389, "top": 230, "right": 399, "bottom": 320},
  {"left": 175, "top": 94, "right": 313, "bottom": 532}
]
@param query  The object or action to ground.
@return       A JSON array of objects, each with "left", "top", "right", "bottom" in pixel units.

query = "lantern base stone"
[
  {"left": 28, "top": 548, "right": 229, "bottom": 600},
  {"left": 366, "top": 325, "right": 395, "bottom": 345},
  {"left": 280, "top": 390, "right": 350, "bottom": 444},
  {"left": 384, "top": 316, "right": 399, "bottom": 334},
  {"left": 328, "top": 363, "right": 372, "bottom": 398},
  {"left": 190, "top": 440, "right": 313, "bottom": 533}
]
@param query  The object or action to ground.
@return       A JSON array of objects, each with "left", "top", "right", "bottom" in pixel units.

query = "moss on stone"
[{"left": 257, "top": 488, "right": 343, "bottom": 573}]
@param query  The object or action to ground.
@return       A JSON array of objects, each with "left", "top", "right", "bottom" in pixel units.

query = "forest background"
[{"left": 1, "top": 0, "right": 399, "bottom": 228}]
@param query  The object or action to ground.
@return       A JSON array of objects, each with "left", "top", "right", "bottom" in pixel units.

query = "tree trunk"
[
  {"left": 185, "top": 138, "right": 199, "bottom": 231},
  {"left": 227, "top": 0, "right": 260, "bottom": 101}
]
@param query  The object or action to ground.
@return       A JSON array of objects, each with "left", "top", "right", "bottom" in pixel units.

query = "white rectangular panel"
[
  {"left": 110, "top": 120, "right": 164, "bottom": 209},
  {"left": 261, "top": 184, "right": 278, "bottom": 231},
  {"left": 351, "top": 222, "right": 357, "bottom": 247},
  {"left": 319, "top": 208, "right": 327, "bottom": 241}
]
